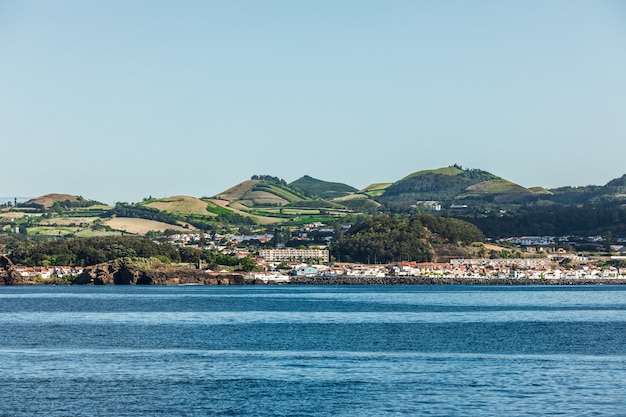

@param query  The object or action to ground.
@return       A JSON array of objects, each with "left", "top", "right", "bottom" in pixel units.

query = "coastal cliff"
[
  {"left": 73, "top": 264, "right": 245, "bottom": 285},
  {"left": 0, "top": 255, "right": 35, "bottom": 285}
]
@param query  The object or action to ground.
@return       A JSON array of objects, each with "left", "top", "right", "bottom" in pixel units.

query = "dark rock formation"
[
  {"left": 0, "top": 255, "right": 31, "bottom": 285},
  {"left": 73, "top": 264, "right": 245, "bottom": 285}
]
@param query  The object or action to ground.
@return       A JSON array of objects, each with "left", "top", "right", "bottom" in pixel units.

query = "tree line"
[{"left": 7, "top": 236, "right": 257, "bottom": 271}]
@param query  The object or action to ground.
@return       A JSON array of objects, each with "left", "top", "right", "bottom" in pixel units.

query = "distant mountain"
[{"left": 289, "top": 175, "right": 358, "bottom": 199}]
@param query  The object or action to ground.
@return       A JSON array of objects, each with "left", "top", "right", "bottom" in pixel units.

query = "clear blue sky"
[{"left": 1, "top": 0, "right": 625, "bottom": 204}]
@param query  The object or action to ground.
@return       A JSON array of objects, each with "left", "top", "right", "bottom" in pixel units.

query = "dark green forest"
[
  {"left": 8, "top": 236, "right": 257, "bottom": 271},
  {"left": 331, "top": 214, "right": 484, "bottom": 264},
  {"left": 453, "top": 203, "right": 626, "bottom": 239}
]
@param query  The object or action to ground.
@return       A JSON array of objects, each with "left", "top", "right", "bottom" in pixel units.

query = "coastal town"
[{"left": 9, "top": 223, "right": 626, "bottom": 284}]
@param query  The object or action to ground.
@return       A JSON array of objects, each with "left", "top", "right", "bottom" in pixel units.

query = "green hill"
[
  {"left": 359, "top": 183, "right": 392, "bottom": 197},
  {"left": 457, "top": 179, "right": 536, "bottom": 202},
  {"left": 377, "top": 165, "right": 501, "bottom": 209},
  {"left": 402, "top": 166, "right": 465, "bottom": 180},
  {"left": 595, "top": 174, "right": 626, "bottom": 202},
  {"left": 289, "top": 175, "right": 358, "bottom": 199},
  {"left": 215, "top": 176, "right": 312, "bottom": 207}
]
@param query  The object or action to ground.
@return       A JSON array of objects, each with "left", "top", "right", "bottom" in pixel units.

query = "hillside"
[
  {"left": 215, "top": 180, "right": 260, "bottom": 201},
  {"left": 332, "top": 194, "right": 381, "bottom": 213},
  {"left": 359, "top": 183, "right": 392, "bottom": 197},
  {"left": 594, "top": 174, "right": 626, "bottom": 202},
  {"left": 143, "top": 196, "right": 217, "bottom": 217},
  {"left": 3, "top": 167, "right": 626, "bottom": 240},
  {"left": 456, "top": 179, "right": 537, "bottom": 202},
  {"left": 331, "top": 213, "right": 484, "bottom": 264},
  {"left": 289, "top": 175, "right": 358, "bottom": 199},
  {"left": 215, "top": 178, "right": 309, "bottom": 207},
  {"left": 402, "top": 166, "right": 465, "bottom": 180},
  {"left": 376, "top": 165, "right": 502, "bottom": 209},
  {"left": 23, "top": 194, "right": 102, "bottom": 210},
  {"left": 211, "top": 176, "right": 360, "bottom": 223}
]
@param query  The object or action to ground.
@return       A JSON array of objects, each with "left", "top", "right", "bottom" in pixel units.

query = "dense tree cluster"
[
  {"left": 104, "top": 203, "right": 179, "bottom": 225},
  {"left": 251, "top": 175, "right": 287, "bottom": 185},
  {"left": 332, "top": 214, "right": 432, "bottom": 263},
  {"left": 9, "top": 236, "right": 181, "bottom": 266},
  {"left": 416, "top": 214, "right": 484, "bottom": 244},
  {"left": 460, "top": 204, "right": 626, "bottom": 238},
  {"left": 331, "top": 213, "right": 483, "bottom": 264},
  {"left": 7, "top": 236, "right": 258, "bottom": 271},
  {"left": 23, "top": 197, "right": 103, "bottom": 213}
]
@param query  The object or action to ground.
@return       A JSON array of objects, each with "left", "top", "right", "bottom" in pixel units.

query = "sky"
[{"left": 1, "top": 0, "right": 625, "bottom": 204}]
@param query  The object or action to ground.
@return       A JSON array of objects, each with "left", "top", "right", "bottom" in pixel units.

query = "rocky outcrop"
[
  {"left": 0, "top": 255, "right": 33, "bottom": 285},
  {"left": 73, "top": 264, "right": 245, "bottom": 285}
]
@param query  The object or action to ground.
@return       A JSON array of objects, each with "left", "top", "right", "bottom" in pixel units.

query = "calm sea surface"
[{"left": 1, "top": 285, "right": 625, "bottom": 416}]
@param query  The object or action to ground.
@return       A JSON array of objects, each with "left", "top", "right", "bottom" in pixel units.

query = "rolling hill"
[
  {"left": 289, "top": 175, "right": 358, "bottom": 199},
  {"left": 375, "top": 165, "right": 504, "bottom": 208},
  {"left": 4, "top": 167, "right": 626, "bottom": 240},
  {"left": 456, "top": 179, "right": 537, "bottom": 202},
  {"left": 143, "top": 196, "right": 217, "bottom": 217},
  {"left": 23, "top": 194, "right": 104, "bottom": 210}
]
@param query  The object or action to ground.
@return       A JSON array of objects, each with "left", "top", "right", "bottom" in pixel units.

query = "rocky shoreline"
[
  {"left": 2, "top": 256, "right": 625, "bottom": 286},
  {"left": 72, "top": 264, "right": 245, "bottom": 285}
]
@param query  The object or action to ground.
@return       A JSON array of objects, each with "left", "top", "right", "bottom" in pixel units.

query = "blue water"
[{"left": 1, "top": 285, "right": 625, "bottom": 416}]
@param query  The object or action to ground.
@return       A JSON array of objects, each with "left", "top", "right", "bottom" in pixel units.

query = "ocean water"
[{"left": 1, "top": 285, "right": 625, "bottom": 416}]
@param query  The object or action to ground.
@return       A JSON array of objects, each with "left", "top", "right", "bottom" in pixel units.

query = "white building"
[{"left": 259, "top": 248, "right": 330, "bottom": 263}]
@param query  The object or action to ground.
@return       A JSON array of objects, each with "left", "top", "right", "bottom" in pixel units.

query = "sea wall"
[{"left": 288, "top": 275, "right": 626, "bottom": 285}]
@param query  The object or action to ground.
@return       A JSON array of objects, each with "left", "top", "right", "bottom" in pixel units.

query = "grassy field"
[
  {"left": 104, "top": 217, "right": 196, "bottom": 235},
  {"left": 215, "top": 180, "right": 259, "bottom": 201},
  {"left": 0, "top": 211, "right": 29, "bottom": 219},
  {"left": 239, "top": 190, "right": 290, "bottom": 207},
  {"left": 260, "top": 208, "right": 321, "bottom": 215},
  {"left": 38, "top": 217, "right": 98, "bottom": 226},
  {"left": 358, "top": 183, "right": 392, "bottom": 197},
  {"left": 25, "top": 193, "right": 83, "bottom": 209},
  {"left": 74, "top": 230, "right": 124, "bottom": 237},
  {"left": 457, "top": 180, "right": 533, "bottom": 200},
  {"left": 528, "top": 187, "right": 553, "bottom": 195},
  {"left": 145, "top": 196, "right": 217, "bottom": 217},
  {"left": 209, "top": 200, "right": 283, "bottom": 225},
  {"left": 403, "top": 166, "right": 464, "bottom": 180},
  {"left": 27, "top": 227, "right": 78, "bottom": 236}
]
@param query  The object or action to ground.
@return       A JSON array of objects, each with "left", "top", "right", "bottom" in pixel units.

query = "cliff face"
[
  {"left": 0, "top": 255, "right": 32, "bottom": 285},
  {"left": 73, "top": 264, "right": 245, "bottom": 285}
]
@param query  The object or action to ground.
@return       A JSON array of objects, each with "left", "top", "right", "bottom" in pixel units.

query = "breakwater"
[{"left": 288, "top": 275, "right": 626, "bottom": 285}]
